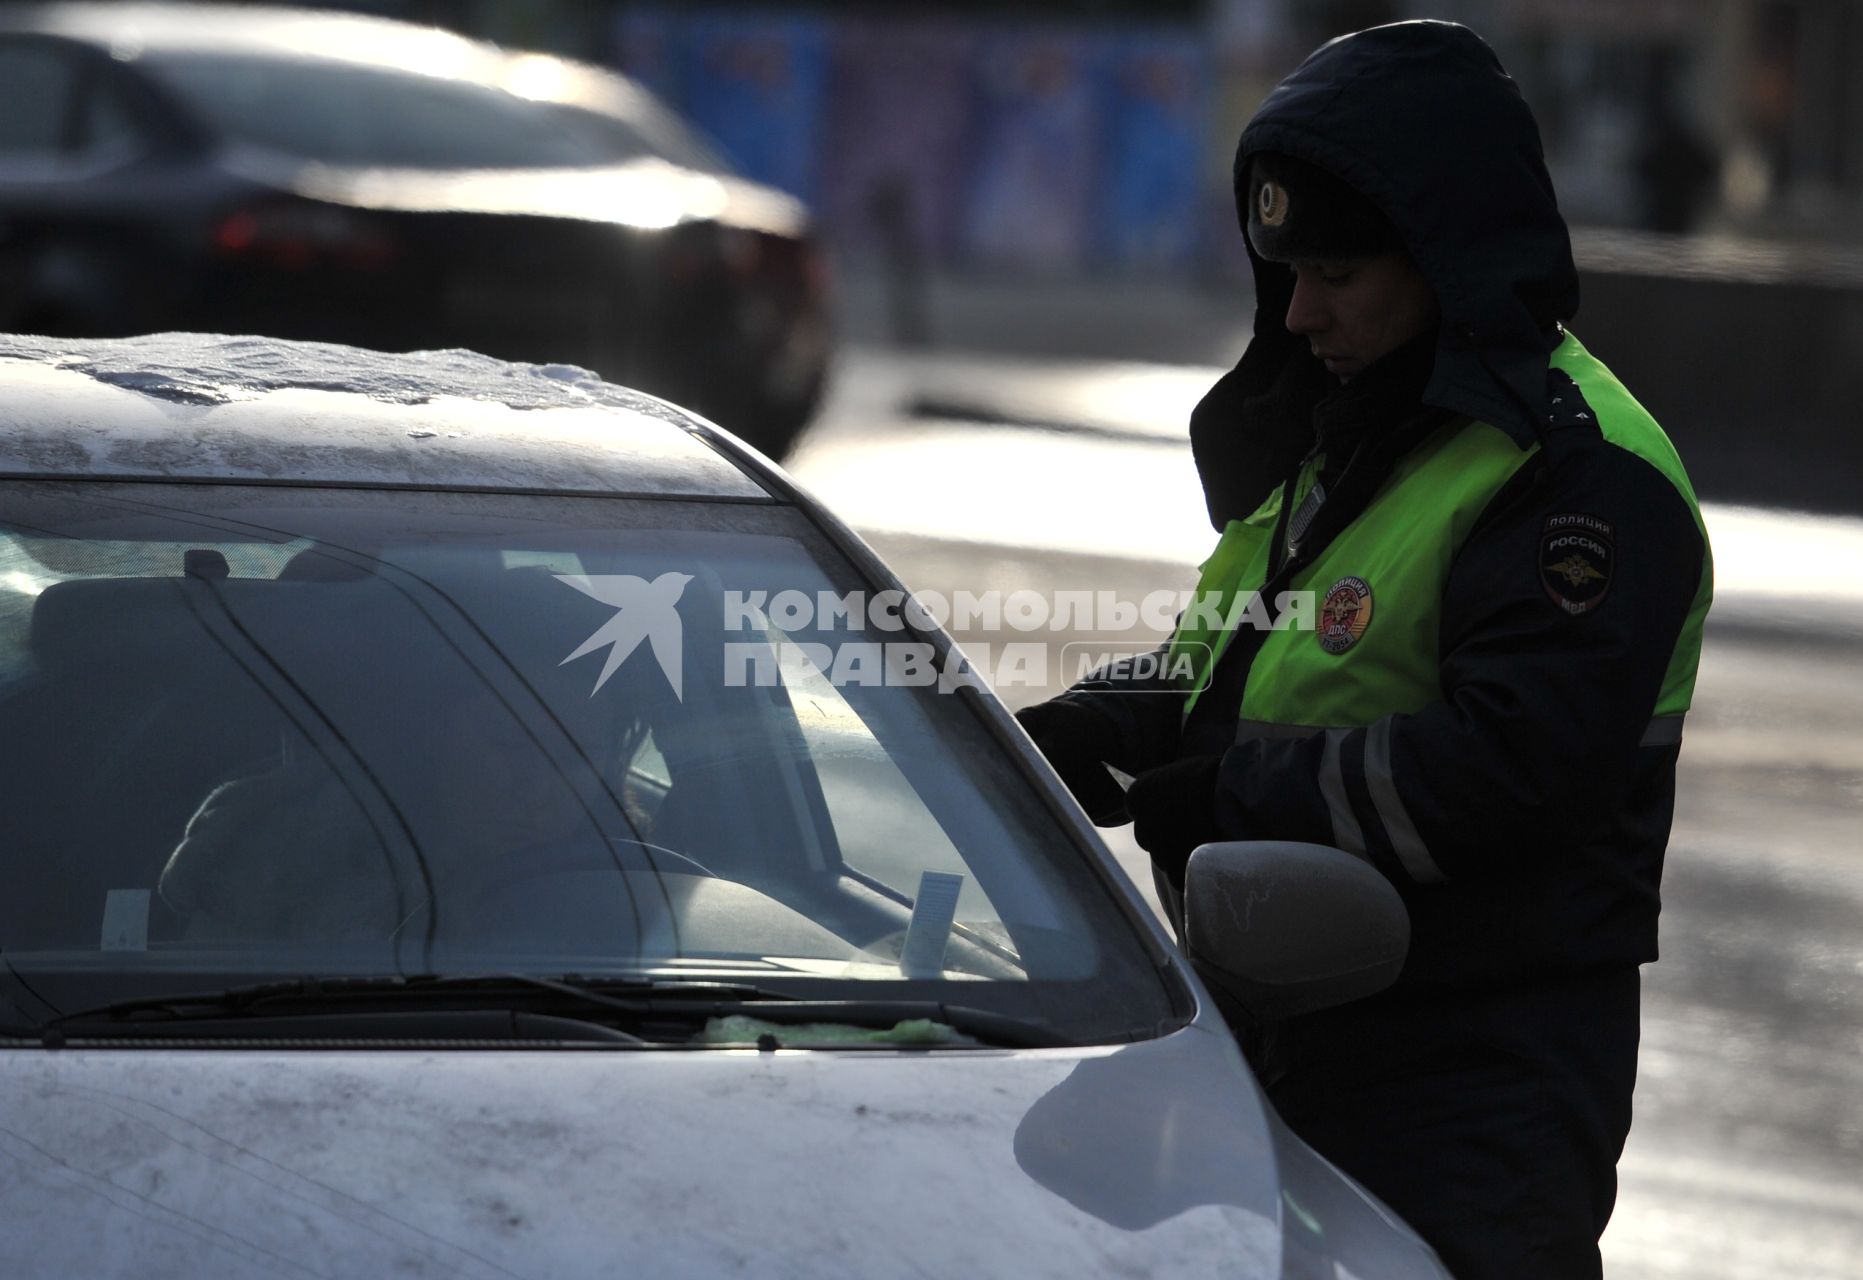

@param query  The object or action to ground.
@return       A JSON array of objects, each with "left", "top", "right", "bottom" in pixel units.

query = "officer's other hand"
[
  {"left": 1013, "top": 700, "right": 1129, "bottom": 826},
  {"left": 1126, "top": 754, "right": 1226, "bottom": 888}
]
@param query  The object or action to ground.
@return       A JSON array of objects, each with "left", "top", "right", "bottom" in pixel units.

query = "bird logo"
[{"left": 555, "top": 572, "right": 693, "bottom": 699}]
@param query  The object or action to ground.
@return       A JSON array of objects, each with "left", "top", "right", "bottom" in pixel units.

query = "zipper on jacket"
[{"left": 1268, "top": 442, "right": 1325, "bottom": 578}]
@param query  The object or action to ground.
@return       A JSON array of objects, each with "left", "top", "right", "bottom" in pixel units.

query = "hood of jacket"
[{"left": 1192, "top": 20, "right": 1576, "bottom": 528}]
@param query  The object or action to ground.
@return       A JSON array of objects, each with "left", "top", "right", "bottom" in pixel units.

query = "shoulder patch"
[
  {"left": 1545, "top": 368, "right": 1601, "bottom": 434},
  {"left": 1540, "top": 513, "right": 1614, "bottom": 615}
]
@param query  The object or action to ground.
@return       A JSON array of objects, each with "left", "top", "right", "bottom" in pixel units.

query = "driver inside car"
[
  {"left": 152, "top": 561, "right": 664, "bottom": 945},
  {"left": 155, "top": 661, "right": 598, "bottom": 943}
]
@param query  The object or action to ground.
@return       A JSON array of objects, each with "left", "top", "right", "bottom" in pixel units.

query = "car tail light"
[
  {"left": 732, "top": 231, "right": 831, "bottom": 303},
  {"left": 211, "top": 202, "right": 398, "bottom": 271},
  {"left": 796, "top": 240, "right": 831, "bottom": 308},
  {"left": 655, "top": 222, "right": 752, "bottom": 282},
  {"left": 763, "top": 235, "right": 831, "bottom": 312}
]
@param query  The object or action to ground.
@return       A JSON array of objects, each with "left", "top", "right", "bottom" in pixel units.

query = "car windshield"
[
  {"left": 0, "top": 482, "right": 1177, "bottom": 1043},
  {"left": 142, "top": 53, "right": 658, "bottom": 170}
]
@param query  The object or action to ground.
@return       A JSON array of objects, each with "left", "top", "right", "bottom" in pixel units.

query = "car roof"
[
  {"left": 0, "top": 3, "right": 504, "bottom": 71},
  {"left": 0, "top": 333, "right": 775, "bottom": 501},
  {"left": 0, "top": 3, "right": 801, "bottom": 230}
]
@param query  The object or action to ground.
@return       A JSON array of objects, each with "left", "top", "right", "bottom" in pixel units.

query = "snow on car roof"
[{"left": 0, "top": 333, "right": 772, "bottom": 500}]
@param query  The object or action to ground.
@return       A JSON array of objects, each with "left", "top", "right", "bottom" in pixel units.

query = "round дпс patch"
[
  {"left": 1318, "top": 576, "right": 1373, "bottom": 654},
  {"left": 1540, "top": 513, "right": 1615, "bottom": 615}
]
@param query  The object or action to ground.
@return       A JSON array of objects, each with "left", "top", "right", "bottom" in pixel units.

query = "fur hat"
[{"left": 1245, "top": 151, "right": 1403, "bottom": 263}]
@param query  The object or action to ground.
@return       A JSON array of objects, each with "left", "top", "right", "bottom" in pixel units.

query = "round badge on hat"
[
  {"left": 1245, "top": 152, "right": 1403, "bottom": 264},
  {"left": 1258, "top": 180, "right": 1289, "bottom": 227},
  {"left": 1318, "top": 576, "right": 1373, "bottom": 654}
]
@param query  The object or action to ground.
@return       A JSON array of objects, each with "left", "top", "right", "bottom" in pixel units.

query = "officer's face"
[{"left": 1282, "top": 251, "right": 1437, "bottom": 381}]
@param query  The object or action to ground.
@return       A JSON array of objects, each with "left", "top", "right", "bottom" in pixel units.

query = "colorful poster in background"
[
  {"left": 612, "top": 9, "right": 1214, "bottom": 274},
  {"left": 612, "top": 9, "right": 679, "bottom": 103},
  {"left": 959, "top": 28, "right": 1099, "bottom": 272},
  {"left": 817, "top": 19, "right": 977, "bottom": 262},
  {"left": 614, "top": 11, "right": 830, "bottom": 204},
  {"left": 1093, "top": 33, "right": 1209, "bottom": 270}
]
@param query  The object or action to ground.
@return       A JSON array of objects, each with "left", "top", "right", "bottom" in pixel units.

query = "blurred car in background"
[
  {"left": 0, "top": 2, "right": 831, "bottom": 457},
  {"left": 0, "top": 331, "right": 1445, "bottom": 1278}
]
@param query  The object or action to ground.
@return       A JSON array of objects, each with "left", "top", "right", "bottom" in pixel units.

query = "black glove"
[
  {"left": 1126, "top": 754, "right": 1226, "bottom": 888},
  {"left": 1014, "top": 699, "right": 1130, "bottom": 826}
]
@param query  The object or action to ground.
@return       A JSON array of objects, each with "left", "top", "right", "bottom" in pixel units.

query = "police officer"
[{"left": 1015, "top": 22, "right": 1712, "bottom": 1278}]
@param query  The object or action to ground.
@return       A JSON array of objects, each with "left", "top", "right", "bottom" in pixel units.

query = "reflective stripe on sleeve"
[
  {"left": 1319, "top": 728, "right": 1367, "bottom": 858},
  {"left": 1640, "top": 714, "right": 1685, "bottom": 748},
  {"left": 1364, "top": 715, "right": 1447, "bottom": 884}
]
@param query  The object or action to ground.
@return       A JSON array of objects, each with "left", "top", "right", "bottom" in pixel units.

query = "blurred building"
[
  {"left": 1411, "top": 0, "right": 1863, "bottom": 244},
  {"left": 100, "top": 0, "right": 1863, "bottom": 259}
]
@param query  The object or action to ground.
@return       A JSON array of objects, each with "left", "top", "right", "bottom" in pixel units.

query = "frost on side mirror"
[{"left": 1181, "top": 841, "right": 1410, "bottom": 1021}]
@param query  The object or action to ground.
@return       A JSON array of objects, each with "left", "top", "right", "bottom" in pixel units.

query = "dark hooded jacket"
[
  {"left": 1193, "top": 19, "right": 1576, "bottom": 529},
  {"left": 1059, "top": 22, "right": 1712, "bottom": 1033}
]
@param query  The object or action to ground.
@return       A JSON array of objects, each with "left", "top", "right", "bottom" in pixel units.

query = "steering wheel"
[
  {"left": 422, "top": 834, "right": 716, "bottom": 956},
  {"left": 469, "top": 833, "right": 717, "bottom": 893}
]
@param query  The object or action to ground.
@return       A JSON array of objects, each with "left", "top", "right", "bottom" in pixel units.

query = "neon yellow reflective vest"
[{"left": 1153, "top": 329, "right": 1711, "bottom": 985}]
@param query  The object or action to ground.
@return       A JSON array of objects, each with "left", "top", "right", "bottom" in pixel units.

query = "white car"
[{"left": 0, "top": 332, "right": 1447, "bottom": 1279}]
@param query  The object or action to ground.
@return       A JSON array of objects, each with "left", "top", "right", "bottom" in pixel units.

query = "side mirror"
[{"left": 1181, "top": 841, "right": 1409, "bottom": 1020}]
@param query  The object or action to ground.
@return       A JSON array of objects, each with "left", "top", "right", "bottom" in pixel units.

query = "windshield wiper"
[
  {"left": 16, "top": 973, "right": 787, "bottom": 1043},
  {"left": 14, "top": 974, "right": 1069, "bottom": 1048}
]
